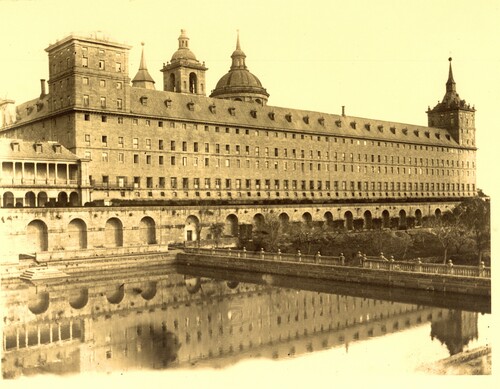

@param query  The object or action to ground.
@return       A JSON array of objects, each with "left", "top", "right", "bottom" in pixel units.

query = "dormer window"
[
  {"left": 285, "top": 113, "right": 292, "bottom": 122},
  {"left": 317, "top": 117, "right": 325, "bottom": 126},
  {"left": 228, "top": 107, "right": 236, "bottom": 116},
  {"left": 140, "top": 96, "right": 148, "bottom": 106},
  {"left": 425, "top": 131, "right": 430, "bottom": 138},
  {"left": 187, "top": 102, "right": 195, "bottom": 111},
  {"left": 335, "top": 119, "right": 341, "bottom": 127},
  {"left": 26, "top": 106, "right": 34, "bottom": 115},
  {"left": 268, "top": 112, "right": 275, "bottom": 120},
  {"left": 250, "top": 110, "right": 257, "bottom": 118},
  {"left": 35, "top": 143, "right": 43, "bottom": 153},
  {"left": 390, "top": 127, "right": 396, "bottom": 134},
  {"left": 303, "top": 116, "right": 309, "bottom": 124},
  {"left": 350, "top": 121, "right": 356, "bottom": 129},
  {"left": 53, "top": 144, "right": 62, "bottom": 153},
  {"left": 414, "top": 130, "right": 420, "bottom": 137},
  {"left": 209, "top": 104, "right": 216, "bottom": 113},
  {"left": 402, "top": 128, "right": 408, "bottom": 135},
  {"left": 164, "top": 99, "right": 172, "bottom": 108},
  {"left": 365, "top": 123, "right": 371, "bottom": 131},
  {"left": 36, "top": 101, "right": 44, "bottom": 112},
  {"left": 11, "top": 141, "right": 20, "bottom": 152},
  {"left": 377, "top": 125, "right": 383, "bottom": 132},
  {"left": 445, "top": 134, "right": 451, "bottom": 140},
  {"left": 436, "top": 133, "right": 441, "bottom": 139}
]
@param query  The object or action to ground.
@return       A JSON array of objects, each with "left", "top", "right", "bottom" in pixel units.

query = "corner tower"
[
  {"left": 210, "top": 31, "right": 269, "bottom": 105},
  {"left": 427, "top": 58, "right": 476, "bottom": 147},
  {"left": 161, "top": 29, "right": 207, "bottom": 95}
]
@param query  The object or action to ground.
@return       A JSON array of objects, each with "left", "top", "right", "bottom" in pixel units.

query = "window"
[
  {"left": 115, "top": 62, "right": 122, "bottom": 72},
  {"left": 225, "top": 159, "right": 230, "bottom": 167},
  {"left": 83, "top": 95, "right": 89, "bottom": 106},
  {"left": 99, "top": 60, "right": 105, "bottom": 70},
  {"left": 133, "top": 138, "right": 138, "bottom": 149},
  {"left": 146, "top": 155, "right": 152, "bottom": 164},
  {"left": 204, "top": 143, "right": 209, "bottom": 153},
  {"left": 146, "top": 139, "right": 151, "bottom": 149},
  {"left": 204, "top": 157, "right": 209, "bottom": 167},
  {"left": 116, "top": 99, "right": 122, "bottom": 109},
  {"left": 159, "top": 177, "right": 165, "bottom": 188},
  {"left": 146, "top": 177, "right": 153, "bottom": 188},
  {"left": 118, "top": 153, "right": 124, "bottom": 163},
  {"left": 101, "top": 115, "right": 107, "bottom": 123},
  {"left": 158, "top": 139, "right": 164, "bottom": 150},
  {"left": 181, "top": 178, "right": 188, "bottom": 190},
  {"left": 225, "top": 144, "right": 230, "bottom": 154},
  {"left": 182, "top": 142, "right": 187, "bottom": 152},
  {"left": 101, "top": 152, "right": 108, "bottom": 162},
  {"left": 101, "top": 135, "right": 107, "bottom": 146},
  {"left": 182, "top": 157, "right": 187, "bottom": 166},
  {"left": 117, "top": 117, "right": 123, "bottom": 124},
  {"left": 171, "top": 177, "right": 177, "bottom": 189},
  {"left": 100, "top": 80, "right": 106, "bottom": 87},
  {"left": 116, "top": 82, "right": 122, "bottom": 89},
  {"left": 171, "top": 156, "right": 176, "bottom": 165},
  {"left": 82, "top": 57, "right": 88, "bottom": 67},
  {"left": 216, "top": 144, "right": 220, "bottom": 154},
  {"left": 83, "top": 77, "right": 89, "bottom": 85},
  {"left": 133, "top": 154, "right": 139, "bottom": 164},
  {"left": 194, "top": 178, "right": 200, "bottom": 189},
  {"left": 118, "top": 137, "right": 124, "bottom": 147},
  {"left": 100, "top": 97, "right": 106, "bottom": 108},
  {"left": 85, "top": 134, "right": 90, "bottom": 145},
  {"left": 194, "top": 142, "right": 199, "bottom": 152},
  {"left": 225, "top": 179, "right": 231, "bottom": 189},
  {"left": 205, "top": 178, "right": 211, "bottom": 189},
  {"left": 159, "top": 156, "right": 164, "bottom": 165}
]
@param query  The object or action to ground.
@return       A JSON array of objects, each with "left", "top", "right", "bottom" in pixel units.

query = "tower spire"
[
  {"left": 132, "top": 42, "right": 155, "bottom": 90},
  {"left": 231, "top": 30, "right": 246, "bottom": 69},
  {"left": 446, "top": 57, "right": 456, "bottom": 93},
  {"left": 236, "top": 29, "right": 241, "bottom": 50}
]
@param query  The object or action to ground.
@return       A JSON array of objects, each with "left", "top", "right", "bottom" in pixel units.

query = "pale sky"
[{"left": 1, "top": 0, "right": 499, "bottom": 199}]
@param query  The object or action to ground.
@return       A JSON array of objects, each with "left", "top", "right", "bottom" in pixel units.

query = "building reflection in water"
[{"left": 1, "top": 266, "right": 482, "bottom": 378}]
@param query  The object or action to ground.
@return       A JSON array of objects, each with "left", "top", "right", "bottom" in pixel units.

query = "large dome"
[{"left": 210, "top": 33, "right": 269, "bottom": 104}]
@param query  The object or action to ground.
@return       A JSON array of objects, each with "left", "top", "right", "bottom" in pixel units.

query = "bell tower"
[
  {"left": 426, "top": 58, "right": 476, "bottom": 147},
  {"left": 161, "top": 29, "right": 207, "bottom": 95}
]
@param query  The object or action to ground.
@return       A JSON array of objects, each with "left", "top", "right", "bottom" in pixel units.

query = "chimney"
[
  {"left": 342, "top": 106, "right": 345, "bottom": 116},
  {"left": 40, "top": 79, "right": 46, "bottom": 98}
]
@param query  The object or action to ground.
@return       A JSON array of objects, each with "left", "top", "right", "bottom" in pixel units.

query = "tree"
[
  {"left": 424, "top": 211, "right": 464, "bottom": 263},
  {"left": 252, "top": 213, "right": 286, "bottom": 252},
  {"left": 453, "top": 197, "right": 490, "bottom": 264},
  {"left": 208, "top": 222, "right": 225, "bottom": 247}
]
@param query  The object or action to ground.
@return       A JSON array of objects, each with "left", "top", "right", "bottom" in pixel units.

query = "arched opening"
[
  {"left": 25, "top": 191, "right": 36, "bottom": 207},
  {"left": 57, "top": 191, "right": 68, "bottom": 206},
  {"left": 69, "top": 288, "right": 89, "bottom": 309},
  {"left": 225, "top": 214, "right": 239, "bottom": 237},
  {"left": 185, "top": 215, "right": 200, "bottom": 242},
  {"left": 28, "top": 291, "right": 50, "bottom": 314},
  {"left": 106, "top": 284, "right": 125, "bottom": 304},
  {"left": 323, "top": 212, "right": 334, "bottom": 228},
  {"left": 189, "top": 72, "right": 198, "bottom": 93},
  {"left": 185, "top": 276, "right": 201, "bottom": 294},
  {"left": 302, "top": 212, "right": 312, "bottom": 224},
  {"left": 278, "top": 212, "right": 290, "bottom": 226},
  {"left": 382, "top": 210, "right": 390, "bottom": 228},
  {"left": 415, "top": 209, "right": 423, "bottom": 226},
  {"left": 169, "top": 74, "right": 176, "bottom": 92},
  {"left": 363, "top": 211, "right": 372, "bottom": 229},
  {"left": 26, "top": 220, "right": 48, "bottom": 252},
  {"left": 3, "top": 192, "right": 14, "bottom": 207},
  {"left": 69, "top": 191, "right": 79, "bottom": 206},
  {"left": 37, "top": 191, "right": 48, "bottom": 207},
  {"left": 344, "top": 211, "right": 354, "bottom": 231},
  {"left": 435, "top": 208, "right": 442, "bottom": 218},
  {"left": 67, "top": 218, "right": 87, "bottom": 249},
  {"left": 253, "top": 213, "right": 265, "bottom": 230},
  {"left": 399, "top": 210, "right": 407, "bottom": 229},
  {"left": 140, "top": 216, "right": 156, "bottom": 244},
  {"left": 105, "top": 218, "right": 123, "bottom": 247},
  {"left": 141, "top": 282, "right": 157, "bottom": 300}
]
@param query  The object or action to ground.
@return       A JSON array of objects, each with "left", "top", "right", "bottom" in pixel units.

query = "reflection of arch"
[
  {"left": 106, "top": 284, "right": 125, "bottom": 304},
  {"left": 399, "top": 210, "right": 407, "bottom": 229},
  {"left": 278, "top": 212, "right": 290, "bottom": 225},
  {"left": 25, "top": 191, "right": 36, "bottom": 207},
  {"left": 302, "top": 212, "right": 312, "bottom": 224},
  {"left": 68, "top": 218, "right": 87, "bottom": 249},
  {"left": 28, "top": 291, "right": 50, "bottom": 314},
  {"left": 140, "top": 216, "right": 156, "bottom": 244},
  {"left": 225, "top": 214, "right": 239, "bottom": 237},
  {"left": 69, "top": 191, "right": 79, "bottom": 206},
  {"left": 435, "top": 208, "right": 442, "bottom": 218},
  {"left": 189, "top": 72, "right": 198, "bottom": 93},
  {"left": 382, "top": 210, "right": 390, "bottom": 228},
  {"left": 105, "top": 218, "right": 123, "bottom": 247},
  {"left": 185, "top": 215, "right": 200, "bottom": 241},
  {"left": 415, "top": 209, "right": 423, "bottom": 226},
  {"left": 141, "top": 282, "right": 157, "bottom": 300},
  {"left": 27, "top": 220, "right": 48, "bottom": 252},
  {"left": 324, "top": 212, "right": 333, "bottom": 227},
  {"left": 69, "top": 288, "right": 89, "bottom": 309},
  {"left": 185, "top": 276, "right": 201, "bottom": 294},
  {"left": 3, "top": 191, "right": 14, "bottom": 207},
  {"left": 37, "top": 192, "right": 48, "bottom": 207},
  {"left": 57, "top": 191, "right": 68, "bottom": 205},
  {"left": 253, "top": 213, "right": 265, "bottom": 229},
  {"left": 227, "top": 281, "right": 239, "bottom": 289},
  {"left": 363, "top": 211, "right": 373, "bottom": 229},
  {"left": 344, "top": 211, "right": 353, "bottom": 230}
]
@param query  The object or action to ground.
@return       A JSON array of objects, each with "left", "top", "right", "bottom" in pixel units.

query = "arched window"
[
  {"left": 26, "top": 220, "right": 49, "bottom": 252},
  {"left": 2, "top": 192, "right": 14, "bottom": 207},
  {"left": 140, "top": 216, "right": 156, "bottom": 244},
  {"left": 189, "top": 73, "right": 198, "bottom": 93},
  {"left": 105, "top": 218, "right": 123, "bottom": 247},
  {"left": 344, "top": 211, "right": 354, "bottom": 230},
  {"left": 68, "top": 219, "right": 87, "bottom": 249},
  {"left": 225, "top": 214, "right": 239, "bottom": 237}
]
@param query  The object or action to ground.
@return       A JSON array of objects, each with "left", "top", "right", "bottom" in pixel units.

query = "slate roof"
[{"left": 0, "top": 138, "right": 79, "bottom": 161}]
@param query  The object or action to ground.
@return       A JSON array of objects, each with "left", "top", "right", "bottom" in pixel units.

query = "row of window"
[
  {"left": 79, "top": 114, "right": 473, "bottom": 154},
  {"left": 96, "top": 175, "right": 475, "bottom": 193},
  {"left": 82, "top": 96, "right": 122, "bottom": 109},
  {"left": 86, "top": 135, "right": 474, "bottom": 169}
]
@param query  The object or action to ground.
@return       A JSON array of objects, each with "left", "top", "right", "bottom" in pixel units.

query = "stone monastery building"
[{"left": 0, "top": 30, "right": 478, "bottom": 251}]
